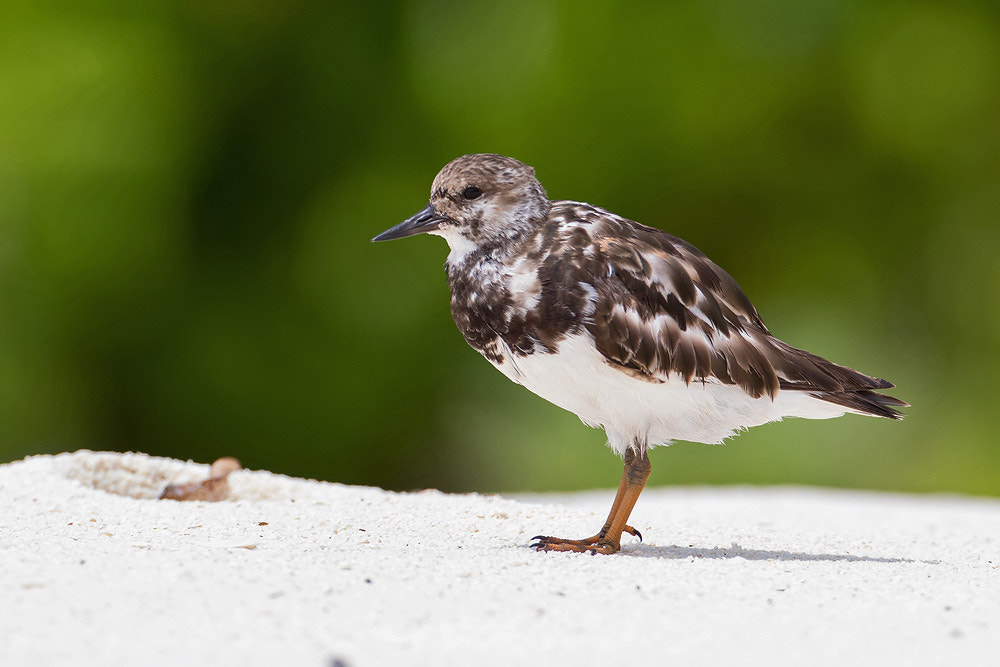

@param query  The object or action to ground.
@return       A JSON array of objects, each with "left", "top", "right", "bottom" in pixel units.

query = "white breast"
[{"left": 491, "top": 334, "right": 848, "bottom": 455}]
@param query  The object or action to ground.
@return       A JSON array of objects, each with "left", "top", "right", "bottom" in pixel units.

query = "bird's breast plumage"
[{"left": 445, "top": 226, "right": 591, "bottom": 365}]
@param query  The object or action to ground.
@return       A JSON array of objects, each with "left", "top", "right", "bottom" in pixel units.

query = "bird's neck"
[{"left": 437, "top": 215, "right": 546, "bottom": 268}]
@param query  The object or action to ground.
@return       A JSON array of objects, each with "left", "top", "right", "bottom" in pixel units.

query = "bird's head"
[{"left": 373, "top": 154, "right": 550, "bottom": 256}]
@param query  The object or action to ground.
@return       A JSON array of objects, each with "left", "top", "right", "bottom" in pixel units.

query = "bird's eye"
[{"left": 462, "top": 185, "right": 482, "bottom": 200}]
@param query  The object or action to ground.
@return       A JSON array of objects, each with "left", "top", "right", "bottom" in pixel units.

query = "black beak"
[{"left": 372, "top": 204, "right": 448, "bottom": 242}]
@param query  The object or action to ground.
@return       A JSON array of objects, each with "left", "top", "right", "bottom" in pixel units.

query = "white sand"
[{"left": 1, "top": 450, "right": 998, "bottom": 666}]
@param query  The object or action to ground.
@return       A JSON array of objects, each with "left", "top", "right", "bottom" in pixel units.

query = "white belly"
[{"left": 491, "top": 335, "right": 848, "bottom": 454}]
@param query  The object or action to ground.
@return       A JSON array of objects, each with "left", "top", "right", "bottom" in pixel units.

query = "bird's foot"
[
  {"left": 531, "top": 536, "right": 620, "bottom": 554},
  {"left": 530, "top": 525, "right": 641, "bottom": 555}
]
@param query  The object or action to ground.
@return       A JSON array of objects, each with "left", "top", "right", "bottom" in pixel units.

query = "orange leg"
[{"left": 531, "top": 448, "right": 651, "bottom": 555}]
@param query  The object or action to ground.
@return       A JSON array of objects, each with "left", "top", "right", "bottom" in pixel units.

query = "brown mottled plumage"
[{"left": 374, "top": 153, "right": 906, "bottom": 554}]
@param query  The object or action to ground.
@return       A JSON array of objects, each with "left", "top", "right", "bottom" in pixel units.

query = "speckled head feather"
[
  {"left": 372, "top": 154, "right": 551, "bottom": 252},
  {"left": 428, "top": 154, "right": 551, "bottom": 250}
]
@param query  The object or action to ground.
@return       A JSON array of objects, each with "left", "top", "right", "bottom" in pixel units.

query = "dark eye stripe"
[{"left": 462, "top": 185, "right": 482, "bottom": 200}]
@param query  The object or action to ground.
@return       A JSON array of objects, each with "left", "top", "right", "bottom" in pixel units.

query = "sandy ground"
[{"left": 1, "top": 450, "right": 998, "bottom": 666}]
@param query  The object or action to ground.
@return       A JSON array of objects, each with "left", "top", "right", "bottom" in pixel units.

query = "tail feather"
[
  {"left": 809, "top": 388, "right": 908, "bottom": 420},
  {"left": 761, "top": 337, "right": 907, "bottom": 419}
]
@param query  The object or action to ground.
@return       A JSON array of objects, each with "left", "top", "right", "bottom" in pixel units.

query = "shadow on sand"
[{"left": 629, "top": 542, "right": 935, "bottom": 564}]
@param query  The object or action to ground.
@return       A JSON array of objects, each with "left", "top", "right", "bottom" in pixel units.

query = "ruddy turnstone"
[{"left": 373, "top": 153, "right": 906, "bottom": 555}]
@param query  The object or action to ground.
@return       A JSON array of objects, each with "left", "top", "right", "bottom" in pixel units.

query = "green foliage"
[{"left": 1, "top": 0, "right": 998, "bottom": 494}]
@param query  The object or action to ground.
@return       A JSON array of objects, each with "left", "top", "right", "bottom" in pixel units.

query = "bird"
[{"left": 372, "top": 153, "right": 906, "bottom": 555}]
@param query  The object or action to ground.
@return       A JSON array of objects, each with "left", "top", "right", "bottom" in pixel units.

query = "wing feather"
[{"left": 545, "top": 203, "right": 905, "bottom": 418}]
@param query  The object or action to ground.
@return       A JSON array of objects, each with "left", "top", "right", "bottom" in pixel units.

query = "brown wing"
[{"left": 570, "top": 212, "right": 905, "bottom": 418}]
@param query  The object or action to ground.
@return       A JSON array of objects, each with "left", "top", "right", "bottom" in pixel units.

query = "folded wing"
[{"left": 560, "top": 211, "right": 906, "bottom": 419}]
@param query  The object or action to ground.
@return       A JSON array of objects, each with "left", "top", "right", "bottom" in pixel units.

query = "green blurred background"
[{"left": 1, "top": 0, "right": 998, "bottom": 495}]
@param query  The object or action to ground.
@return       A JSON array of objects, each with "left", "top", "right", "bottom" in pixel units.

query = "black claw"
[
  {"left": 635, "top": 529, "right": 643, "bottom": 543},
  {"left": 530, "top": 535, "right": 548, "bottom": 542}
]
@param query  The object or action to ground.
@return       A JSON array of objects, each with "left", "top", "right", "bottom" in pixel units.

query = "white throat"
[{"left": 429, "top": 229, "right": 480, "bottom": 265}]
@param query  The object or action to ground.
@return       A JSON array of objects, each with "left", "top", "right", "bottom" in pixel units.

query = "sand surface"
[{"left": 1, "top": 450, "right": 998, "bottom": 666}]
